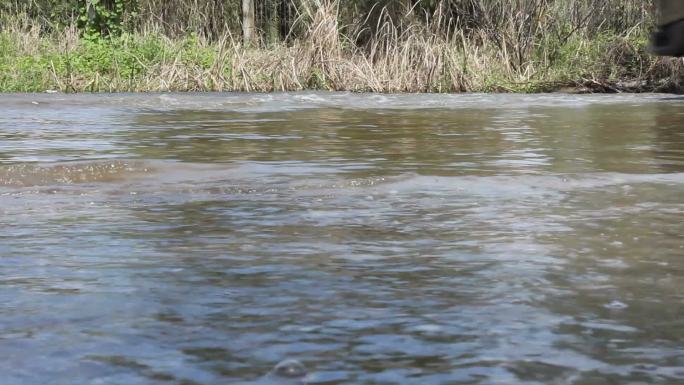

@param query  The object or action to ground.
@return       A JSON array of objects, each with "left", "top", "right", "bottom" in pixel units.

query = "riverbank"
[{"left": 1, "top": 8, "right": 682, "bottom": 93}]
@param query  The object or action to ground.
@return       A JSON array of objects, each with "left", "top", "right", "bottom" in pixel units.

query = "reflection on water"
[{"left": 0, "top": 93, "right": 683, "bottom": 385}]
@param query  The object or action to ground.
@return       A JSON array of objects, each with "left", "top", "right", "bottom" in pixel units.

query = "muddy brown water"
[{"left": 0, "top": 93, "right": 683, "bottom": 385}]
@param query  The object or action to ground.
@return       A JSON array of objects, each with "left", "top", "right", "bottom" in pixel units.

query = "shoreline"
[
  {"left": 0, "top": 82, "right": 680, "bottom": 95},
  {"left": 1, "top": 41, "right": 680, "bottom": 94},
  {"left": 2, "top": 90, "right": 679, "bottom": 102}
]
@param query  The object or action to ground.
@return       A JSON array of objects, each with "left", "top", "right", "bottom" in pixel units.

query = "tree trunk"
[
  {"left": 242, "top": 0, "right": 256, "bottom": 45},
  {"left": 279, "top": 0, "right": 295, "bottom": 41}
]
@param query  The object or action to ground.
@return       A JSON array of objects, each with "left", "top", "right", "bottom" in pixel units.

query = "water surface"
[{"left": 1, "top": 93, "right": 683, "bottom": 385}]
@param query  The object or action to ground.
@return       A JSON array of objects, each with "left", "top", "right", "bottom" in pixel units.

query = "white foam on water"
[{"left": 1, "top": 92, "right": 680, "bottom": 113}]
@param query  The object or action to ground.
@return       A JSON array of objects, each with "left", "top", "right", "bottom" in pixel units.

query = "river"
[{"left": 1, "top": 93, "right": 683, "bottom": 385}]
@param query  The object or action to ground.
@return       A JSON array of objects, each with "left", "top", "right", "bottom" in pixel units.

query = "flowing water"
[{"left": 1, "top": 93, "right": 683, "bottom": 385}]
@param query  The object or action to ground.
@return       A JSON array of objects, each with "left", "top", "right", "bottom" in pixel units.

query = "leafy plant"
[{"left": 78, "top": 0, "right": 136, "bottom": 39}]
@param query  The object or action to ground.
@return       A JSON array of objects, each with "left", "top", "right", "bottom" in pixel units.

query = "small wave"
[
  {"left": 0, "top": 160, "right": 154, "bottom": 187},
  {"left": 369, "top": 172, "right": 684, "bottom": 196},
  {"left": 2, "top": 92, "right": 678, "bottom": 114}
]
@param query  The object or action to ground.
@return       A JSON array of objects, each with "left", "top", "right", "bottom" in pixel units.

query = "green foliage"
[
  {"left": 0, "top": 45, "right": 59, "bottom": 92},
  {"left": 307, "top": 67, "right": 330, "bottom": 90},
  {"left": 78, "top": 0, "right": 137, "bottom": 39},
  {"left": 181, "top": 33, "right": 217, "bottom": 69}
]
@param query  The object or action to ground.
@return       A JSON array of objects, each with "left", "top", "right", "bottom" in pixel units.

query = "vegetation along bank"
[{"left": 0, "top": 0, "right": 682, "bottom": 93}]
